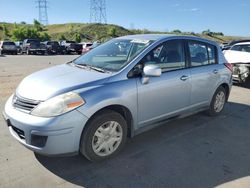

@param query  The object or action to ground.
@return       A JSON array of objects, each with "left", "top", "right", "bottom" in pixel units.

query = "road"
[{"left": 0, "top": 55, "right": 250, "bottom": 188}]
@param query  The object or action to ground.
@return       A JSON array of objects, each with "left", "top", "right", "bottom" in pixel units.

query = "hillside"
[{"left": 0, "top": 22, "right": 249, "bottom": 43}]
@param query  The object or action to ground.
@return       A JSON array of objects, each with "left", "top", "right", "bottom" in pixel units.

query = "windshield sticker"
[{"left": 131, "top": 39, "right": 150, "bottom": 44}]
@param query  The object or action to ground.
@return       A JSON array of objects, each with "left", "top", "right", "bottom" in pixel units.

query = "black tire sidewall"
[{"left": 80, "top": 110, "right": 127, "bottom": 162}]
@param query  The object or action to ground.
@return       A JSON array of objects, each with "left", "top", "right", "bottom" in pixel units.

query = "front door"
[{"left": 137, "top": 40, "right": 191, "bottom": 127}]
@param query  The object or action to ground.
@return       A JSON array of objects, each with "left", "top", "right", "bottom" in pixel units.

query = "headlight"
[
  {"left": 31, "top": 92, "right": 85, "bottom": 117},
  {"left": 238, "top": 66, "right": 248, "bottom": 74}
]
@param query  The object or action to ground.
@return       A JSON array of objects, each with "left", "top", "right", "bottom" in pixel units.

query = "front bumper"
[{"left": 3, "top": 96, "right": 89, "bottom": 155}]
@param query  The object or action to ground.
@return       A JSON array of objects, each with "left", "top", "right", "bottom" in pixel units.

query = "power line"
[
  {"left": 36, "top": 0, "right": 49, "bottom": 25},
  {"left": 90, "top": 0, "right": 107, "bottom": 24}
]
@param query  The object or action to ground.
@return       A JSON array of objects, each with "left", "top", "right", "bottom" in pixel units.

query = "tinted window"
[
  {"left": 66, "top": 41, "right": 76, "bottom": 43},
  {"left": 231, "top": 44, "right": 250, "bottom": 52},
  {"left": 27, "top": 39, "right": 40, "bottom": 44},
  {"left": 188, "top": 41, "right": 217, "bottom": 66},
  {"left": 3, "top": 42, "right": 15, "bottom": 45},
  {"left": 142, "top": 40, "right": 185, "bottom": 72},
  {"left": 47, "top": 41, "right": 59, "bottom": 46}
]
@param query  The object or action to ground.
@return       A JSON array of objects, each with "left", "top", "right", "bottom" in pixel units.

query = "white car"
[{"left": 224, "top": 42, "right": 250, "bottom": 83}]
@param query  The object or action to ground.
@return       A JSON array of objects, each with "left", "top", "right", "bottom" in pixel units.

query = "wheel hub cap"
[
  {"left": 92, "top": 121, "right": 123, "bottom": 157},
  {"left": 214, "top": 91, "right": 225, "bottom": 113}
]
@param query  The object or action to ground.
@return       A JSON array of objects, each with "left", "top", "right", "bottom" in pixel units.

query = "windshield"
[
  {"left": 231, "top": 44, "right": 250, "bottom": 52},
  {"left": 73, "top": 39, "right": 152, "bottom": 72},
  {"left": 3, "top": 42, "right": 15, "bottom": 45},
  {"left": 27, "top": 39, "right": 40, "bottom": 43},
  {"left": 47, "top": 41, "right": 59, "bottom": 46}
]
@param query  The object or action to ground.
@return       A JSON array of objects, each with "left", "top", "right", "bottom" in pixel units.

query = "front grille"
[
  {"left": 12, "top": 126, "right": 25, "bottom": 140},
  {"left": 12, "top": 94, "right": 40, "bottom": 113}
]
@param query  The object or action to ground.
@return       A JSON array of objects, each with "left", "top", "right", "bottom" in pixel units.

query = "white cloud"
[{"left": 178, "top": 8, "right": 200, "bottom": 12}]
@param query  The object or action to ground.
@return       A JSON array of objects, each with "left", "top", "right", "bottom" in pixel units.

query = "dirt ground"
[{"left": 0, "top": 55, "right": 250, "bottom": 188}]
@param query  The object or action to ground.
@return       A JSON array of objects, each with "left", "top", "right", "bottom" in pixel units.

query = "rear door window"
[{"left": 188, "top": 41, "right": 217, "bottom": 67}]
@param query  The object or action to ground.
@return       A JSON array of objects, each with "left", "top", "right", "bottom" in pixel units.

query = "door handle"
[
  {"left": 180, "top": 75, "right": 190, "bottom": 81},
  {"left": 213, "top": 69, "right": 218, "bottom": 74}
]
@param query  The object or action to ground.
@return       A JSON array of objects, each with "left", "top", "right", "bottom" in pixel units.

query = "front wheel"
[
  {"left": 207, "top": 86, "right": 226, "bottom": 116},
  {"left": 80, "top": 110, "right": 127, "bottom": 162}
]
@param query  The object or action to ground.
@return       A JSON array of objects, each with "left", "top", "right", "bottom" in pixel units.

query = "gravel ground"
[{"left": 0, "top": 55, "right": 250, "bottom": 188}]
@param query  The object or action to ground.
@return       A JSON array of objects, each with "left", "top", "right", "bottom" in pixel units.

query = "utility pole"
[
  {"left": 90, "top": 0, "right": 107, "bottom": 24},
  {"left": 36, "top": 0, "right": 49, "bottom": 25}
]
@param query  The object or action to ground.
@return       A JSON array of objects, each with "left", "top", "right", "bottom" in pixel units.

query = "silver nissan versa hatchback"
[{"left": 3, "top": 34, "right": 233, "bottom": 162}]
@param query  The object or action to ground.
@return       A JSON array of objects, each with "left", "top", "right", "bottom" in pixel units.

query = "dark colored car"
[
  {"left": 43, "top": 41, "right": 61, "bottom": 55},
  {"left": 0, "top": 41, "right": 18, "bottom": 55},
  {"left": 60, "top": 40, "right": 82, "bottom": 55},
  {"left": 21, "top": 39, "right": 46, "bottom": 55}
]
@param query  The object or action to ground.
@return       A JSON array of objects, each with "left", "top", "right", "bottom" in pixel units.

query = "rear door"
[
  {"left": 137, "top": 40, "right": 191, "bottom": 127},
  {"left": 187, "top": 40, "right": 220, "bottom": 108}
]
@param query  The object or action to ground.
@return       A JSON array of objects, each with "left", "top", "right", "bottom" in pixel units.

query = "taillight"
[{"left": 224, "top": 63, "right": 233, "bottom": 72}]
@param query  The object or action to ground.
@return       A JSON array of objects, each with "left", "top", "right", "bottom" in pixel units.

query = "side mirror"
[{"left": 141, "top": 65, "right": 161, "bottom": 84}]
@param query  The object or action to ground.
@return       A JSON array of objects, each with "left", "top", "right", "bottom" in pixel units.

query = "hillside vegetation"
[{"left": 0, "top": 21, "right": 249, "bottom": 44}]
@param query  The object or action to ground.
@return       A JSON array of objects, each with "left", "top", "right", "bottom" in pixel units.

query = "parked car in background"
[
  {"left": 81, "top": 42, "right": 93, "bottom": 54},
  {"left": 3, "top": 34, "right": 232, "bottom": 162},
  {"left": 60, "top": 40, "right": 82, "bottom": 54},
  {"left": 43, "top": 41, "right": 61, "bottom": 55},
  {"left": 90, "top": 41, "right": 101, "bottom": 50},
  {"left": 224, "top": 42, "right": 250, "bottom": 83},
  {"left": 21, "top": 39, "right": 46, "bottom": 55},
  {"left": 15, "top": 41, "right": 23, "bottom": 54},
  {"left": 0, "top": 41, "right": 18, "bottom": 55},
  {"left": 222, "top": 39, "right": 250, "bottom": 51}
]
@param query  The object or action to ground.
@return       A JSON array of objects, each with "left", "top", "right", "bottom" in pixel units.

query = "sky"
[{"left": 0, "top": 0, "right": 250, "bottom": 36}]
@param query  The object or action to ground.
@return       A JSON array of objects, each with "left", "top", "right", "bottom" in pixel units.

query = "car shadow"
[
  {"left": 234, "top": 82, "right": 250, "bottom": 89},
  {"left": 36, "top": 102, "right": 250, "bottom": 188}
]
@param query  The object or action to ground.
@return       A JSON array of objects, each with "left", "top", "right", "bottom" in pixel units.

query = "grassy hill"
[{"left": 0, "top": 22, "right": 249, "bottom": 44}]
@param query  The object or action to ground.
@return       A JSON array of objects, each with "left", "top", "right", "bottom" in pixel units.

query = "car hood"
[
  {"left": 224, "top": 50, "right": 250, "bottom": 64},
  {"left": 16, "top": 64, "right": 111, "bottom": 101}
]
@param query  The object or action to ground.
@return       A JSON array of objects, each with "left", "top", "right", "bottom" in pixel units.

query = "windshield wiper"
[{"left": 74, "top": 63, "right": 110, "bottom": 73}]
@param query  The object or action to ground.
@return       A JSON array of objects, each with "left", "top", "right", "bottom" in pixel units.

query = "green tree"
[
  {"left": 40, "top": 32, "right": 51, "bottom": 41},
  {"left": 11, "top": 27, "right": 25, "bottom": 41},
  {"left": 202, "top": 29, "right": 212, "bottom": 35},
  {"left": 172, "top": 29, "right": 182, "bottom": 34},
  {"left": 108, "top": 27, "right": 117, "bottom": 37},
  {"left": 58, "top": 34, "right": 66, "bottom": 41},
  {"left": 3, "top": 24, "right": 11, "bottom": 39},
  {"left": 33, "top": 19, "right": 43, "bottom": 32},
  {"left": 74, "top": 33, "right": 81, "bottom": 43}
]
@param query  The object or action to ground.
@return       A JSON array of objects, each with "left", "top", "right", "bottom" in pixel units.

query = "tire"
[
  {"left": 207, "top": 86, "right": 226, "bottom": 116},
  {"left": 80, "top": 110, "right": 127, "bottom": 162}
]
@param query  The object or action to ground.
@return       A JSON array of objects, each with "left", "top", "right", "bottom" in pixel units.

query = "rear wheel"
[
  {"left": 80, "top": 110, "right": 127, "bottom": 162},
  {"left": 207, "top": 86, "right": 226, "bottom": 116}
]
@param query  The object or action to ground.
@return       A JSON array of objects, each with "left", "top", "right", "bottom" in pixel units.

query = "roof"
[
  {"left": 117, "top": 34, "right": 218, "bottom": 46},
  {"left": 118, "top": 34, "right": 174, "bottom": 41},
  {"left": 233, "top": 42, "right": 250, "bottom": 46}
]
